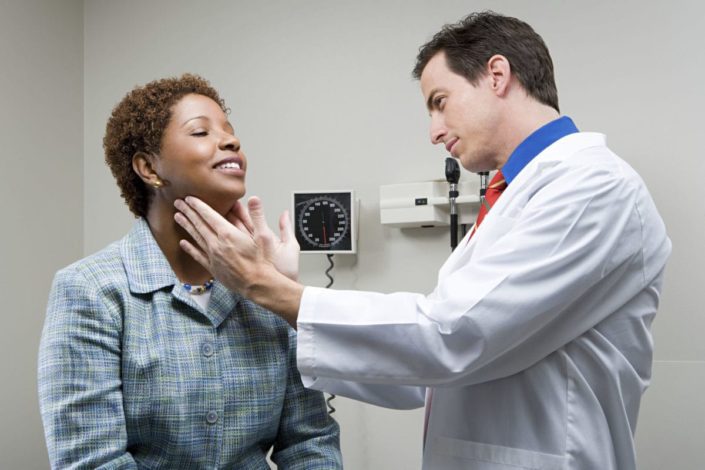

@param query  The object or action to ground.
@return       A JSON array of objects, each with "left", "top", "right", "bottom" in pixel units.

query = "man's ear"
[
  {"left": 132, "top": 152, "right": 164, "bottom": 188},
  {"left": 486, "top": 54, "right": 512, "bottom": 97}
]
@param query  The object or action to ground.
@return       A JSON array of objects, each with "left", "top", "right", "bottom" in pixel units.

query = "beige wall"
[
  {"left": 0, "top": 0, "right": 83, "bottom": 468},
  {"left": 4, "top": 0, "right": 702, "bottom": 468}
]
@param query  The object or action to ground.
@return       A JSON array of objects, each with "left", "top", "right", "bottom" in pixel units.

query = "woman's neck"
[{"left": 145, "top": 203, "right": 212, "bottom": 285}]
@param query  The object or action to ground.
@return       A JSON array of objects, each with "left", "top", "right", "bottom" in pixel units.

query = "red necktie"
[{"left": 468, "top": 170, "right": 507, "bottom": 239}]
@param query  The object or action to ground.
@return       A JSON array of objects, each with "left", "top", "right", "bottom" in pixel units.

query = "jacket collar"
[
  {"left": 120, "top": 218, "right": 241, "bottom": 327},
  {"left": 121, "top": 218, "right": 175, "bottom": 294}
]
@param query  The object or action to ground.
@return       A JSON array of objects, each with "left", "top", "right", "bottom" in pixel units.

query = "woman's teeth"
[{"left": 217, "top": 162, "right": 240, "bottom": 170}]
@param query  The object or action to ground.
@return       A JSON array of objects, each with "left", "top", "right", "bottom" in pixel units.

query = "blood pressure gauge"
[{"left": 293, "top": 191, "right": 356, "bottom": 254}]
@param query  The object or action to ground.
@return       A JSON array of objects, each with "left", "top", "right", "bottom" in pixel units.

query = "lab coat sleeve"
[
  {"left": 296, "top": 163, "right": 666, "bottom": 387},
  {"left": 299, "top": 375, "right": 426, "bottom": 410}
]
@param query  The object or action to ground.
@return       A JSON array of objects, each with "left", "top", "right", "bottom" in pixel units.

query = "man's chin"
[{"left": 459, "top": 156, "right": 495, "bottom": 174}]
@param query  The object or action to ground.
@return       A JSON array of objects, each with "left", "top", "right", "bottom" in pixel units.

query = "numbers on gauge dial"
[{"left": 297, "top": 196, "right": 350, "bottom": 249}]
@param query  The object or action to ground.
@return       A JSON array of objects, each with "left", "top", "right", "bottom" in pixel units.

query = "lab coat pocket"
[{"left": 427, "top": 436, "right": 568, "bottom": 470}]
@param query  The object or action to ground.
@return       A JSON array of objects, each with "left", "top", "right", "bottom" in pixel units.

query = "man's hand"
[
  {"left": 173, "top": 196, "right": 304, "bottom": 326},
  {"left": 225, "top": 197, "right": 301, "bottom": 281},
  {"left": 174, "top": 196, "right": 268, "bottom": 296},
  {"left": 175, "top": 196, "right": 300, "bottom": 284}
]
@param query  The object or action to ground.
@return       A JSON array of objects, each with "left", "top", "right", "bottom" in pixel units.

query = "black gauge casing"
[{"left": 293, "top": 191, "right": 356, "bottom": 254}]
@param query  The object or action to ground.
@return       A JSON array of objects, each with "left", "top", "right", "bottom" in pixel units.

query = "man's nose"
[{"left": 429, "top": 117, "right": 446, "bottom": 145}]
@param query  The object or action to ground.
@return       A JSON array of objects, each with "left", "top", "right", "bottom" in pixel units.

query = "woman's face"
[{"left": 153, "top": 93, "right": 247, "bottom": 212}]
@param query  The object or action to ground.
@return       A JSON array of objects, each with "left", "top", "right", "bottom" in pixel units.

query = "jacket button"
[
  {"left": 202, "top": 342, "right": 214, "bottom": 357},
  {"left": 206, "top": 411, "right": 218, "bottom": 424}
]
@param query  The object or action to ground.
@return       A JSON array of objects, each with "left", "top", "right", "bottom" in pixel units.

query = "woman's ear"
[{"left": 132, "top": 152, "right": 165, "bottom": 188}]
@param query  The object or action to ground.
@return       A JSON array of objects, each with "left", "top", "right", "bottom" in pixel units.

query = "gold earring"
[{"left": 152, "top": 179, "right": 163, "bottom": 188}]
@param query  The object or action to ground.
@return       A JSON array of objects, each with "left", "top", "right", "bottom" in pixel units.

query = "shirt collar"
[{"left": 501, "top": 116, "right": 579, "bottom": 184}]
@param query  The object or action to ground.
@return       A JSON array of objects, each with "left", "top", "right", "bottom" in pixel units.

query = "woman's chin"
[{"left": 196, "top": 190, "right": 245, "bottom": 214}]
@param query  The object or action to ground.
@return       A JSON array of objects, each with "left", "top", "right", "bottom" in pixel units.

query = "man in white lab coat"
[{"left": 174, "top": 11, "right": 671, "bottom": 470}]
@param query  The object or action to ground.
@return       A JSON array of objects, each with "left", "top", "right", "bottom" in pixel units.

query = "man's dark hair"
[{"left": 413, "top": 11, "right": 559, "bottom": 112}]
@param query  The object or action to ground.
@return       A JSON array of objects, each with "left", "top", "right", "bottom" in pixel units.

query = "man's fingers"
[
  {"left": 174, "top": 198, "right": 220, "bottom": 246},
  {"left": 179, "top": 196, "right": 232, "bottom": 236},
  {"left": 174, "top": 210, "right": 210, "bottom": 252},
  {"left": 226, "top": 203, "right": 251, "bottom": 235},
  {"left": 178, "top": 239, "right": 211, "bottom": 271},
  {"left": 247, "top": 196, "right": 270, "bottom": 235},
  {"left": 227, "top": 200, "right": 255, "bottom": 235},
  {"left": 247, "top": 196, "right": 277, "bottom": 249},
  {"left": 279, "top": 210, "right": 297, "bottom": 245},
  {"left": 233, "top": 218, "right": 251, "bottom": 236}
]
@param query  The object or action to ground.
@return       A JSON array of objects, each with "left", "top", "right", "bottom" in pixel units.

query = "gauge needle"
[{"left": 322, "top": 222, "right": 328, "bottom": 244}]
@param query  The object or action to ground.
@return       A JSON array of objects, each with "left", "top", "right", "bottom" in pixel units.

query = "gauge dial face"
[{"left": 294, "top": 193, "right": 353, "bottom": 252}]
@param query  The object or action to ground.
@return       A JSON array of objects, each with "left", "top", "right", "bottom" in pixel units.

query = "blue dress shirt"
[{"left": 501, "top": 116, "right": 579, "bottom": 184}]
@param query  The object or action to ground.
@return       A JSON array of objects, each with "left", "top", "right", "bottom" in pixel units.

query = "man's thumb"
[
  {"left": 247, "top": 196, "right": 274, "bottom": 249},
  {"left": 247, "top": 197, "right": 267, "bottom": 231}
]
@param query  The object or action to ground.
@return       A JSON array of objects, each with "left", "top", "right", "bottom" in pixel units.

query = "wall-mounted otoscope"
[
  {"left": 478, "top": 171, "right": 490, "bottom": 211},
  {"left": 445, "top": 157, "right": 460, "bottom": 251}
]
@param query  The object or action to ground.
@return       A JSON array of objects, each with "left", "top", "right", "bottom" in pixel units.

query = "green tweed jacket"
[{"left": 38, "top": 218, "right": 342, "bottom": 469}]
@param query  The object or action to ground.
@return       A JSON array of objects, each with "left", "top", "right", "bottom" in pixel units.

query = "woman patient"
[{"left": 38, "top": 74, "right": 342, "bottom": 469}]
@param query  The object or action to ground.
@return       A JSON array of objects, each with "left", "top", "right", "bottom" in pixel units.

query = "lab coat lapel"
[{"left": 454, "top": 132, "right": 607, "bottom": 263}]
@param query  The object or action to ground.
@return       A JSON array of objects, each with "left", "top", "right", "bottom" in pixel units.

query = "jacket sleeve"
[
  {"left": 296, "top": 164, "right": 667, "bottom": 387},
  {"left": 269, "top": 328, "right": 342, "bottom": 469},
  {"left": 38, "top": 268, "right": 137, "bottom": 469}
]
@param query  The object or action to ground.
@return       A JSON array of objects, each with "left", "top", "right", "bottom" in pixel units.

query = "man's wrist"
[{"left": 247, "top": 265, "right": 304, "bottom": 329}]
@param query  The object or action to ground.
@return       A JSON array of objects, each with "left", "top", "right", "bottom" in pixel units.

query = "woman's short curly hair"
[{"left": 103, "top": 73, "right": 227, "bottom": 217}]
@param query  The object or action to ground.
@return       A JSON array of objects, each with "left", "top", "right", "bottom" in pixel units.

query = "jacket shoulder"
[{"left": 55, "top": 239, "right": 127, "bottom": 287}]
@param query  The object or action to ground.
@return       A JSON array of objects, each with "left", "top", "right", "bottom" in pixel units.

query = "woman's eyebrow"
[{"left": 181, "top": 115, "right": 209, "bottom": 127}]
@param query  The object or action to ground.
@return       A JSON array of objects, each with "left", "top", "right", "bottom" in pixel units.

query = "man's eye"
[{"left": 191, "top": 131, "right": 208, "bottom": 137}]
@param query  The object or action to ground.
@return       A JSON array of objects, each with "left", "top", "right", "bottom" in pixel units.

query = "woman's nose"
[{"left": 220, "top": 132, "right": 240, "bottom": 152}]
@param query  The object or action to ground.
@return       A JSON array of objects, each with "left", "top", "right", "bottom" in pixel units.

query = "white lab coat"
[{"left": 297, "top": 132, "right": 671, "bottom": 469}]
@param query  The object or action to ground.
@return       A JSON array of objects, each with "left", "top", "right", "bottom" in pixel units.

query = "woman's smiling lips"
[{"left": 213, "top": 157, "right": 245, "bottom": 175}]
